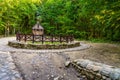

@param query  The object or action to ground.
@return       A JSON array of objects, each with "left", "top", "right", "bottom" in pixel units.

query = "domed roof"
[{"left": 32, "top": 21, "right": 44, "bottom": 30}]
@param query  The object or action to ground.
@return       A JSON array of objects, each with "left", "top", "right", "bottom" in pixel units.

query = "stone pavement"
[{"left": 0, "top": 51, "right": 22, "bottom": 80}]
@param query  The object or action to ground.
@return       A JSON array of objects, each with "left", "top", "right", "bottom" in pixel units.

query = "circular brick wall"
[{"left": 8, "top": 41, "right": 80, "bottom": 49}]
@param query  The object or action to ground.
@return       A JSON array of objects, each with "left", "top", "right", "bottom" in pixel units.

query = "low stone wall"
[
  {"left": 8, "top": 41, "right": 80, "bottom": 49},
  {"left": 65, "top": 59, "right": 120, "bottom": 80}
]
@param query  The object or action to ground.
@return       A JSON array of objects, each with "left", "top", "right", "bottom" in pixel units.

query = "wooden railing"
[{"left": 16, "top": 34, "right": 74, "bottom": 44}]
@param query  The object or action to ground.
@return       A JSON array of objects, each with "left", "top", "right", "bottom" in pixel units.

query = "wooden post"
[
  {"left": 25, "top": 34, "right": 27, "bottom": 42},
  {"left": 60, "top": 35, "right": 62, "bottom": 43},
  {"left": 16, "top": 33, "right": 18, "bottom": 41},
  {"left": 16, "top": 32, "right": 20, "bottom": 41},
  {"left": 32, "top": 35, "right": 34, "bottom": 43},
  {"left": 19, "top": 34, "right": 21, "bottom": 41},
  {"left": 72, "top": 35, "right": 74, "bottom": 42},
  {"left": 66, "top": 36, "right": 68, "bottom": 43},
  {"left": 69, "top": 35, "right": 72, "bottom": 42},
  {"left": 51, "top": 35, "right": 53, "bottom": 43},
  {"left": 42, "top": 35, "right": 44, "bottom": 44}
]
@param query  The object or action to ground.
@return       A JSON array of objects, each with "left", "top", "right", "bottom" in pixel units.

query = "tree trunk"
[{"left": 7, "top": 27, "right": 10, "bottom": 36}]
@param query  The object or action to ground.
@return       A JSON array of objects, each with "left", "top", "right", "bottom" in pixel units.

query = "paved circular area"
[{"left": 0, "top": 37, "right": 90, "bottom": 53}]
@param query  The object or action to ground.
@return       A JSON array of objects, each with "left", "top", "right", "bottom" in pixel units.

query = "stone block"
[
  {"left": 80, "top": 60, "right": 91, "bottom": 68},
  {"left": 110, "top": 68, "right": 120, "bottom": 80},
  {"left": 92, "top": 65, "right": 102, "bottom": 72},
  {"left": 65, "top": 61, "right": 71, "bottom": 67},
  {"left": 100, "top": 67, "right": 113, "bottom": 77}
]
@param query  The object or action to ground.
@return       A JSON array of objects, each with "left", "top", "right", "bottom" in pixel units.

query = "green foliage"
[
  {"left": 0, "top": 0, "right": 39, "bottom": 35},
  {"left": 39, "top": 0, "right": 120, "bottom": 41},
  {"left": 0, "top": 0, "right": 120, "bottom": 41}
]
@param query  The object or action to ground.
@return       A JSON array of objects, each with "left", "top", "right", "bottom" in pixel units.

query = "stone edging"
[
  {"left": 65, "top": 59, "right": 120, "bottom": 80},
  {"left": 8, "top": 41, "right": 80, "bottom": 49}
]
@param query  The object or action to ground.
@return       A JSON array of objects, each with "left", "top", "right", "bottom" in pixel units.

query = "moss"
[{"left": 8, "top": 41, "right": 80, "bottom": 49}]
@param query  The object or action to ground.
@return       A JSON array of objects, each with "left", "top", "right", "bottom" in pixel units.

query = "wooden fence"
[{"left": 16, "top": 34, "right": 74, "bottom": 44}]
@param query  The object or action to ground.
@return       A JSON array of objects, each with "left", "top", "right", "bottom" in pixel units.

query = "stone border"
[
  {"left": 8, "top": 41, "right": 80, "bottom": 49},
  {"left": 65, "top": 59, "right": 120, "bottom": 80}
]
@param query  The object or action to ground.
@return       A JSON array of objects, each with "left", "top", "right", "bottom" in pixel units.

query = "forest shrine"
[{"left": 8, "top": 20, "right": 80, "bottom": 49}]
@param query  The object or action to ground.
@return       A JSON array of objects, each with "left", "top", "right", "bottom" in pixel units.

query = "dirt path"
[
  {"left": 64, "top": 42, "right": 120, "bottom": 67},
  {"left": 10, "top": 42, "right": 120, "bottom": 80},
  {"left": 11, "top": 52, "right": 84, "bottom": 80}
]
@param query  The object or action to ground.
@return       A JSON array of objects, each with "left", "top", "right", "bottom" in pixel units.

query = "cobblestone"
[{"left": 0, "top": 51, "right": 22, "bottom": 80}]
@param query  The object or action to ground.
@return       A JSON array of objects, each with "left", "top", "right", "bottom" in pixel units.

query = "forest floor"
[{"left": 0, "top": 37, "right": 120, "bottom": 80}]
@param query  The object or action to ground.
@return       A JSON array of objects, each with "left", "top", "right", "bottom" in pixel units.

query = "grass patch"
[
  {"left": 0, "top": 34, "right": 16, "bottom": 38},
  {"left": 89, "top": 38, "right": 120, "bottom": 44},
  {"left": 77, "top": 38, "right": 120, "bottom": 44},
  {"left": 89, "top": 38, "right": 110, "bottom": 43},
  {"left": 27, "top": 41, "right": 66, "bottom": 45}
]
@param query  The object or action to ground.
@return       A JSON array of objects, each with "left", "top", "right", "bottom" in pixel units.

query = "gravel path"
[
  {"left": 0, "top": 51, "right": 22, "bottom": 80},
  {"left": 0, "top": 37, "right": 90, "bottom": 53},
  {"left": 11, "top": 52, "right": 83, "bottom": 80}
]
